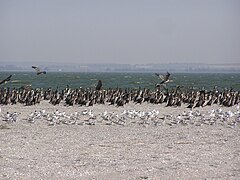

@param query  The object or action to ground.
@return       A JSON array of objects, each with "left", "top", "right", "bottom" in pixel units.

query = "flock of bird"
[
  {"left": 1, "top": 106, "right": 240, "bottom": 128},
  {"left": 1, "top": 67, "right": 239, "bottom": 127},
  {"left": 0, "top": 68, "right": 239, "bottom": 108}
]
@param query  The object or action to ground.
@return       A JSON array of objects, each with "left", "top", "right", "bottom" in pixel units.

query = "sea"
[{"left": 0, "top": 72, "right": 239, "bottom": 91}]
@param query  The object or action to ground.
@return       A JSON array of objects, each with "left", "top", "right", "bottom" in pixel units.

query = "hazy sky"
[{"left": 0, "top": 0, "right": 239, "bottom": 64}]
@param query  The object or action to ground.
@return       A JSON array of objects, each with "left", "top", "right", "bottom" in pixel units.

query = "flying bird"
[
  {"left": 32, "top": 66, "right": 46, "bottom": 75},
  {"left": 96, "top": 80, "right": 102, "bottom": 90},
  {"left": 0, "top": 74, "right": 12, "bottom": 84},
  {"left": 155, "top": 72, "right": 172, "bottom": 87}
]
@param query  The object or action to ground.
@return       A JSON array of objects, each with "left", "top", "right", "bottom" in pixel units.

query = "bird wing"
[
  {"left": 155, "top": 73, "right": 165, "bottom": 81},
  {"left": 159, "top": 75, "right": 165, "bottom": 81},
  {"left": 162, "top": 72, "right": 171, "bottom": 81},
  {"left": 5, "top": 74, "right": 12, "bottom": 81},
  {"left": 0, "top": 75, "right": 12, "bottom": 84},
  {"left": 32, "top": 66, "right": 41, "bottom": 73},
  {"left": 165, "top": 72, "right": 171, "bottom": 80}
]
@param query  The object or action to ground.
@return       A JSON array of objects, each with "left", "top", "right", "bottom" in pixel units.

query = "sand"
[{"left": 0, "top": 101, "right": 240, "bottom": 179}]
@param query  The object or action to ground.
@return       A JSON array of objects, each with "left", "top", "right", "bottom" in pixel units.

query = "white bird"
[
  {"left": 82, "top": 109, "right": 88, "bottom": 115},
  {"left": 227, "top": 110, "right": 234, "bottom": 118},
  {"left": 177, "top": 114, "right": 182, "bottom": 120},
  {"left": 41, "top": 109, "right": 46, "bottom": 114},
  {"left": 216, "top": 108, "right": 222, "bottom": 114}
]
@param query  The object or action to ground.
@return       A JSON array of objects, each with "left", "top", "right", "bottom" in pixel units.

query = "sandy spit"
[{"left": 0, "top": 101, "right": 240, "bottom": 179}]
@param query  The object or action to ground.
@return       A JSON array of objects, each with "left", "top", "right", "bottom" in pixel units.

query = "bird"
[
  {"left": 32, "top": 66, "right": 46, "bottom": 75},
  {"left": 96, "top": 80, "right": 102, "bottom": 90},
  {"left": 155, "top": 72, "right": 172, "bottom": 87},
  {"left": 0, "top": 74, "right": 12, "bottom": 84}
]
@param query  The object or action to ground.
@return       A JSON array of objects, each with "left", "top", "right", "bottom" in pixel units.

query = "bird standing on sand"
[
  {"left": 96, "top": 80, "right": 102, "bottom": 90},
  {"left": 155, "top": 72, "right": 172, "bottom": 87},
  {"left": 32, "top": 66, "right": 46, "bottom": 75},
  {"left": 0, "top": 74, "right": 12, "bottom": 84}
]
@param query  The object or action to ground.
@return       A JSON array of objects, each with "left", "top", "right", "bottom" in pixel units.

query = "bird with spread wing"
[
  {"left": 0, "top": 75, "right": 13, "bottom": 85},
  {"left": 32, "top": 66, "right": 46, "bottom": 75},
  {"left": 155, "top": 72, "right": 172, "bottom": 87}
]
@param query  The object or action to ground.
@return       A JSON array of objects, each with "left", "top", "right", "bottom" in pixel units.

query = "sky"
[{"left": 0, "top": 0, "right": 239, "bottom": 65}]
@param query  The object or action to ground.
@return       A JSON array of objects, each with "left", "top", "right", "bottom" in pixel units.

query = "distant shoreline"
[{"left": 0, "top": 63, "right": 240, "bottom": 73}]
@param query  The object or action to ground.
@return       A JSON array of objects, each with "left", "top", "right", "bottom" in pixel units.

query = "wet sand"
[{"left": 0, "top": 101, "right": 240, "bottom": 179}]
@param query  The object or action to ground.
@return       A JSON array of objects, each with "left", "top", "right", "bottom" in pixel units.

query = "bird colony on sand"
[
  {"left": 0, "top": 69, "right": 239, "bottom": 127},
  {"left": 1, "top": 106, "right": 240, "bottom": 128},
  {"left": 0, "top": 85, "right": 239, "bottom": 108},
  {"left": 0, "top": 70, "right": 239, "bottom": 107}
]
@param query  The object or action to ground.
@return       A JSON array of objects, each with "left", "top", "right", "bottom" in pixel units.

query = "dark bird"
[
  {"left": 0, "top": 75, "right": 12, "bottom": 84},
  {"left": 32, "top": 66, "right": 46, "bottom": 75},
  {"left": 155, "top": 72, "right": 172, "bottom": 87},
  {"left": 96, "top": 80, "right": 102, "bottom": 91}
]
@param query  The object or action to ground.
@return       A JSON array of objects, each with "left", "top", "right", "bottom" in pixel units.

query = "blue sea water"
[{"left": 0, "top": 72, "right": 239, "bottom": 91}]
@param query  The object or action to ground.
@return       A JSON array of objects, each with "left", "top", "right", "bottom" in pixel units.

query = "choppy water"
[{"left": 0, "top": 72, "right": 239, "bottom": 90}]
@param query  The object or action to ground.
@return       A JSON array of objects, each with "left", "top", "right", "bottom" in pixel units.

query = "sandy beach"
[{"left": 0, "top": 101, "right": 240, "bottom": 179}]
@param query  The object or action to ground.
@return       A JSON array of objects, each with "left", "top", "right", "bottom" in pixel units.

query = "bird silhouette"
[
  {"left": 96, "top": 80, "right": 102, "bottom": 90},
  {"left": 0, "top": 74, "right": 12, "bottom": 84},
  {"left": 32, "top": 66, "right": 46, "bottom": 75},
  {"left": 155, "top": 72, "right": 172, "bottom": 87}
]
